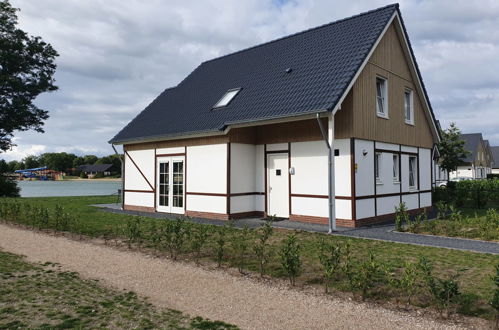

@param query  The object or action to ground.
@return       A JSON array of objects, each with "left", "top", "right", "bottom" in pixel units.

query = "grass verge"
[
  {"left": 0, "top": 249, "right": 237, "bottom": 329},
  {"left": 1, "top": 195, "right": 498, "bottom": 320}
]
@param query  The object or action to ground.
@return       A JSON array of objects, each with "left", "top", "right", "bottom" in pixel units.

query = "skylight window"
[{"left": 213, "top": 88, "right": 241, "bottom": 108}]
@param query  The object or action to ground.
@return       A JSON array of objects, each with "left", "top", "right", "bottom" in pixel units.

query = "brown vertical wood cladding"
[{"left": 334, "top": 22, "right": 435, "bottom": 148}]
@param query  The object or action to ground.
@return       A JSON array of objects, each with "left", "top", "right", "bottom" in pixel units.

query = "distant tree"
[
  {"left": 39, "top": 152, "right": 76, "bottom": 171},
  {"left": 72, "top": 156, "right": 85, "bottom": 168},
  {"left": 95, "top": 154, "right": 122, "bottom": 174},
  {"left": 7, "top": 160, "right": 22, "bottom": 171},
  {"left": 22, "top": 155, "right": 40, "bottom": 169},
  {"left": 437, "top": 123, "right": 469, "bottom": 174},
  {"left": 83, "top": 155, "right": 98, "bottom": 165},
  {"left": 0, "top": 159, "right": 8, "bottom": 173},
  {"left": 0, "top": 0, "right": 59, "bottom": 152}
]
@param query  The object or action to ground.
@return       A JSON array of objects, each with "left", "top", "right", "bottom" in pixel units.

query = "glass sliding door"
[{"left": 156, "top": 156, "right": 185, "bottom": 214}]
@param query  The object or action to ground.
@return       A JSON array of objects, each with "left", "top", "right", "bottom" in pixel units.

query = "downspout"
[
  {"left": 316, "top": 113, "right": 336, "bottom": 232},
  {"left": 111, "top": 144, "right": 124, "bottom": 209}
]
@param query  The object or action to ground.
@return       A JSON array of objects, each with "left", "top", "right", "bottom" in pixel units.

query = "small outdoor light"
[
  {"left": 289, "top": 167, "right": 295, "bottom": 175},
  {"left": 362, "top": 149, "right": 368, "bottom": 156}
]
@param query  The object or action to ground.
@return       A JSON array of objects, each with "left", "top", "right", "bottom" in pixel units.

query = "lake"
[{"left": 17, "top": 180, "right": 122, "bottom": 197}]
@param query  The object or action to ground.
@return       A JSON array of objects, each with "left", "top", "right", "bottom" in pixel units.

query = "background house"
[
  {"left": 77, "top": 164, "right": 114, "bottom": 178},
  {"left": 449, "top": 133, "right": 493, "bottom": 180},
  {"left": 492, "top": 146, "right": 499, "bottom": 175}
]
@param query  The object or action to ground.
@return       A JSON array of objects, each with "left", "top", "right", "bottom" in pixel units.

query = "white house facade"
[{"left": 111, "top": 5, "right": 440, "bottom": 227}]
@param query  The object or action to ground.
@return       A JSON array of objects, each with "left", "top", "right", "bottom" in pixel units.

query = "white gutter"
[{"left": 316, "top": 113, "right": 336, "bottom": 232}]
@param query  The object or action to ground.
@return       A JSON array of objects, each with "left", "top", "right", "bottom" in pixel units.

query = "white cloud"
[{"left": 1, "top": 0, "right": 498, "bottom": 163}]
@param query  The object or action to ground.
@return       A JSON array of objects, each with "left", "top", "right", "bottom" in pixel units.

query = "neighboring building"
[
  {"left": 78, "top": 164, "right": 113, "bottom": 178},
  {"left": 449, "top": 133, "right": 493, "bottom": 180},
  {"left": 492, "top": 146, "right": 499, "bottom": 175},
  {"left": 110, "top": 4, "right": 440, "bottom": 227}
]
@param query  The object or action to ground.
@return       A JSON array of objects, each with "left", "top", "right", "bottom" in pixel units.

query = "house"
[
  {"left": 78, "top": 164, "right": 113, "bottom": 178},
  {"left": 491, "top": 146, "right": 499, "bottom": 175},
  {"left": 449, "top": 134, "right": 493, "bottom": 180},
  {"left": 110, "top": 4, "right": 441, "bottom": 228}
]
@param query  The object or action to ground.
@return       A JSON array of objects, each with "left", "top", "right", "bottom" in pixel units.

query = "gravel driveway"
[{"left": 0, "top": 224, "right": 486, "bottom": 330}]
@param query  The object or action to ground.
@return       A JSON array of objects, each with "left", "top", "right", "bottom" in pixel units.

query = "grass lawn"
[
  {"left": 1, "top": 195, "right": 499, "bottom": 319},
  {"left": 405, "top": 207, "right": 499, "bottom": 241},
  {"left": 0, "top": 250, "right": 237, "bottom": 329}
]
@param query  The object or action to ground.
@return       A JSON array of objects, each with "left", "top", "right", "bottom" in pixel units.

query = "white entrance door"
[
  {"left": 267, "top": 153, "right": 289, "bottom": 218},
  {"left": 156, "top": 156, "right": 185, "bottom": 214}
]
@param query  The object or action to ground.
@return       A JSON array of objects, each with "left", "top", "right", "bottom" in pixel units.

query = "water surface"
[{"left": 17, "top": 180, "right": 121, "bottom": 197}]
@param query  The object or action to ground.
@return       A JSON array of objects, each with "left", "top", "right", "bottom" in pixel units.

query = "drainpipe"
[
  {"left": 111, "top": 144, "right": 124, "bottom": 209},
  {"left": 316, "top": 113, "right": 336, "bottom": 232}
]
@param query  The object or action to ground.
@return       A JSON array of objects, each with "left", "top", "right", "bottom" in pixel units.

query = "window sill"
[
  {"left": 393, "top": 180, "right": 400, "bottom": 184},
  {"left": 376, "top": 180, "right": 383, "bottom": 185},
  {"left": 409, "top": 187, "right": 418, "bottom": 192},
  {"left": 405, "top": 120, "right": 415, "bottom": 126},
  {"left": 377, "top": 113, "right": 389, "bottom": 120}
]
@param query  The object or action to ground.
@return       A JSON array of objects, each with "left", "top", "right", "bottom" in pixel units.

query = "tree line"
[{"left": 0, "top": 152, "right": 122, "bottom": 174}]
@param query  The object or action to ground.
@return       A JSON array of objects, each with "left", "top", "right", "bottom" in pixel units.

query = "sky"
[{"left": 2, "top": 0, "right": 499, "bottom": 162}]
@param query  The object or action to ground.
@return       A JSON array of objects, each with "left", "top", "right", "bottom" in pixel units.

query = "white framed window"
[
  {"left": 393, "top": 154, "right": 399, "bottom": 182},
  {"left": 375, "top": 152, "right": 381, "bottom": 183},
  {"left": 409, "top": 156, "right": 417, "bottom": 188},
  {"left": 213, "top": 88, "right": 241, "bottom": 108},
  {"left": 404, "top": 89, "right": 414, "bottom": 125},
  {"left": 376, "top": 77, "right": 388, "bottom": 118}
]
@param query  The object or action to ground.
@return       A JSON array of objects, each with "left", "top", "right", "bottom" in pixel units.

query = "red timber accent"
[
  {"left": 230, "top": 211, "right": 265, "bottom": 219},
  {"left": 124, "top": 204, "right": 156, "bottom": 212},
  {"left": 186, "top": 210, "right": 230, "bottom": 220}
]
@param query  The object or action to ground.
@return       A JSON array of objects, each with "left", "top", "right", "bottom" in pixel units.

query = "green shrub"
[
  {"left": 0, "top": 175, "right": 20, "bottom": 197},
  {"left": 214, "top": 225, "right": 228, "bottom": 268},
  {"left": 190, "top": 225, "right": 210, "bottom": 265},
  {"left": 124, "top": 217, "right": 142, "bottom": 248},
  {"left": 317, "top": 238, "right": 342, "bottom": 293},
  {"left": 347, "top": 252, "right": 384, "bottom": 300},
  {"left": 394, "top": 202, "right": 408, "bottom": 231},
  {"left": 231, "top": 225, "right": 251, "bottom": 274},
  {"left": 388, "top": 260, "right": 419, "bottom": 306},
  {"left": 490, "top": 264, "right": 499, "bottom": 329},
  {"left": 279, "top": 234, "right": 301, "bottom": 286},
  {"left": 253, "top": 221, "right": 273, "bottom": 277},
  {"left": 419, "top": 256, "right": 461, "bottom": 317},
  {"left": 79, "top": 171, "right": 87, "bottom": 179}
]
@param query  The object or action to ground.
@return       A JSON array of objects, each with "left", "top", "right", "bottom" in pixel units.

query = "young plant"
[
  {"left": 232, "top": 225, "right": 251, "bottom": 274},
  {"left": 125, "top": 217, "right": 142, "bottom": 249},
  {"left": 419, "top": 256, "right": 461, "bottom": 317},
  {"left": 279, "top": 234, "right": 301, "bottom": 286},
  {"left": 394, "top": 202, "right": 409, "bottom": 232},
  {"left": 351, "top": 252, "right": 383, "bottom": 300},
  {"left": 490, "top": 264, "right": 499, "bottom": 329},
  {"left": 167, "top": 217, "right": 190, "bottom": 260},
  {"left": 317, "top": 238, "right": 342, "bottom": 293},
  {"left": 253, "top": 221, "right": 273, "bottom": 277},
  {"left": 190, "top": 225, "right": 210, "bottom": 265},
  {"left": 435, "top": 201, "right": 449, "bottom": 220},
  {"left": 215, "top": 225, "right": 227, "bottom": 268},
  {"left": 388, "top": 260, "right": 419, "bottom": 306}
]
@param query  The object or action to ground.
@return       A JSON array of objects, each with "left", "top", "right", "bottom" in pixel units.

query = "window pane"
[
  {"left": 214, "top": 89, "right": 240, "bottom": 108},
  {"left": 405, "top": 91, "right": 411, "bottom": 121}
]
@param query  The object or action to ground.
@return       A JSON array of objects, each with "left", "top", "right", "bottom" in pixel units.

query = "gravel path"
[
  {"left": 0, "top": 224, "right": 486, "bottom": 330},
  {"left": 95, "top": 204, "right": 499, "bottom": 255}
]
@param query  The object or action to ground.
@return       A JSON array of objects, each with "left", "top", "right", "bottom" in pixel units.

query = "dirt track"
[{"left": 0, "top": 224, "right": 486, "bottom": 330}]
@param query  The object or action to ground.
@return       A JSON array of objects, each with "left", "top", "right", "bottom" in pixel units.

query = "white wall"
[
  {"left": 186, "top": 144, "right": 227, "bottom": 214},
  {"left": 355, "top": 139, "right": 375, "bottom": 197},
  {"left": 124, "top": 191, "right": 154, "bottom": 207},
  {"left": 420, "top": 192, "right": 432, "bottom": 208},
  {"left": 419, "top": 148, "right": 431, "bottom": 191},
  {"left": 187, "top": 195, "right": 226, "bottom": 214},
  {"left": 402, "top": 193, "right": 418, "bottom": 209},
  {"left": 377, "top": 196, "right": 400, "bottom": 215},
  {"left": 187, "top": 144, "right": 227, "bottom": 193},
  {"left": 124, "top": 149, "right": 155, "bottom": 191},
  {"left": 156, "top": 147, "right": 184, "bottom": 155},
  {"left": 230, "top": 143, "right": 257, "bottom": 214},
  {"left": 291, "top": 141, "right": 327, "bottom": 195},
  {"left": 356, "top": 198, "right": 375, "bottom": 219},
  {"left": 450, "top": 166, "right": 474, "bottom": 179}
]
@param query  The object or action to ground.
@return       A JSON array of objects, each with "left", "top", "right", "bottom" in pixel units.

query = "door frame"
[
  {"left": 265, "top": 147, "right": 290, "bottom": 218},
  {"left": 155, "top": 155, "right": 185, "bottom": 214}
]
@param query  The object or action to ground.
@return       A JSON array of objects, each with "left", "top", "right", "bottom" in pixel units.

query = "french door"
[{"left": 156, "top": 156, "right": 185, "bottom": 214}]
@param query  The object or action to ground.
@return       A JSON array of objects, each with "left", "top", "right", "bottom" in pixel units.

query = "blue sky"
[{"left": 2, "top": 0, "right": 499, "bottom": 161}]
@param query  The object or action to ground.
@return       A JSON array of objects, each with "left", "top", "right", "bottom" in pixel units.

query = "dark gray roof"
[
  {"left": 460, "top": 133, "right": 483, "bottom": 163},
  {"left": 78, "top": 164, "right": 113, "bottom": 172},
  {"left": 491, "top": 146, "right": 499, "bottom": 169},
  {"left": 110, "top": 3, "right": 436, "bottom": 144}
]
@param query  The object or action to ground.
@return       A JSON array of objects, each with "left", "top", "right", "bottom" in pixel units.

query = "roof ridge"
[{"left": 201, "top": 3, "right": 399, "bottom": 65}]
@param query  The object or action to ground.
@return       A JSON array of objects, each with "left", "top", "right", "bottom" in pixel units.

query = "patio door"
[{"left": 156, "top": 156, "right": 185, "bottom": 214}]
